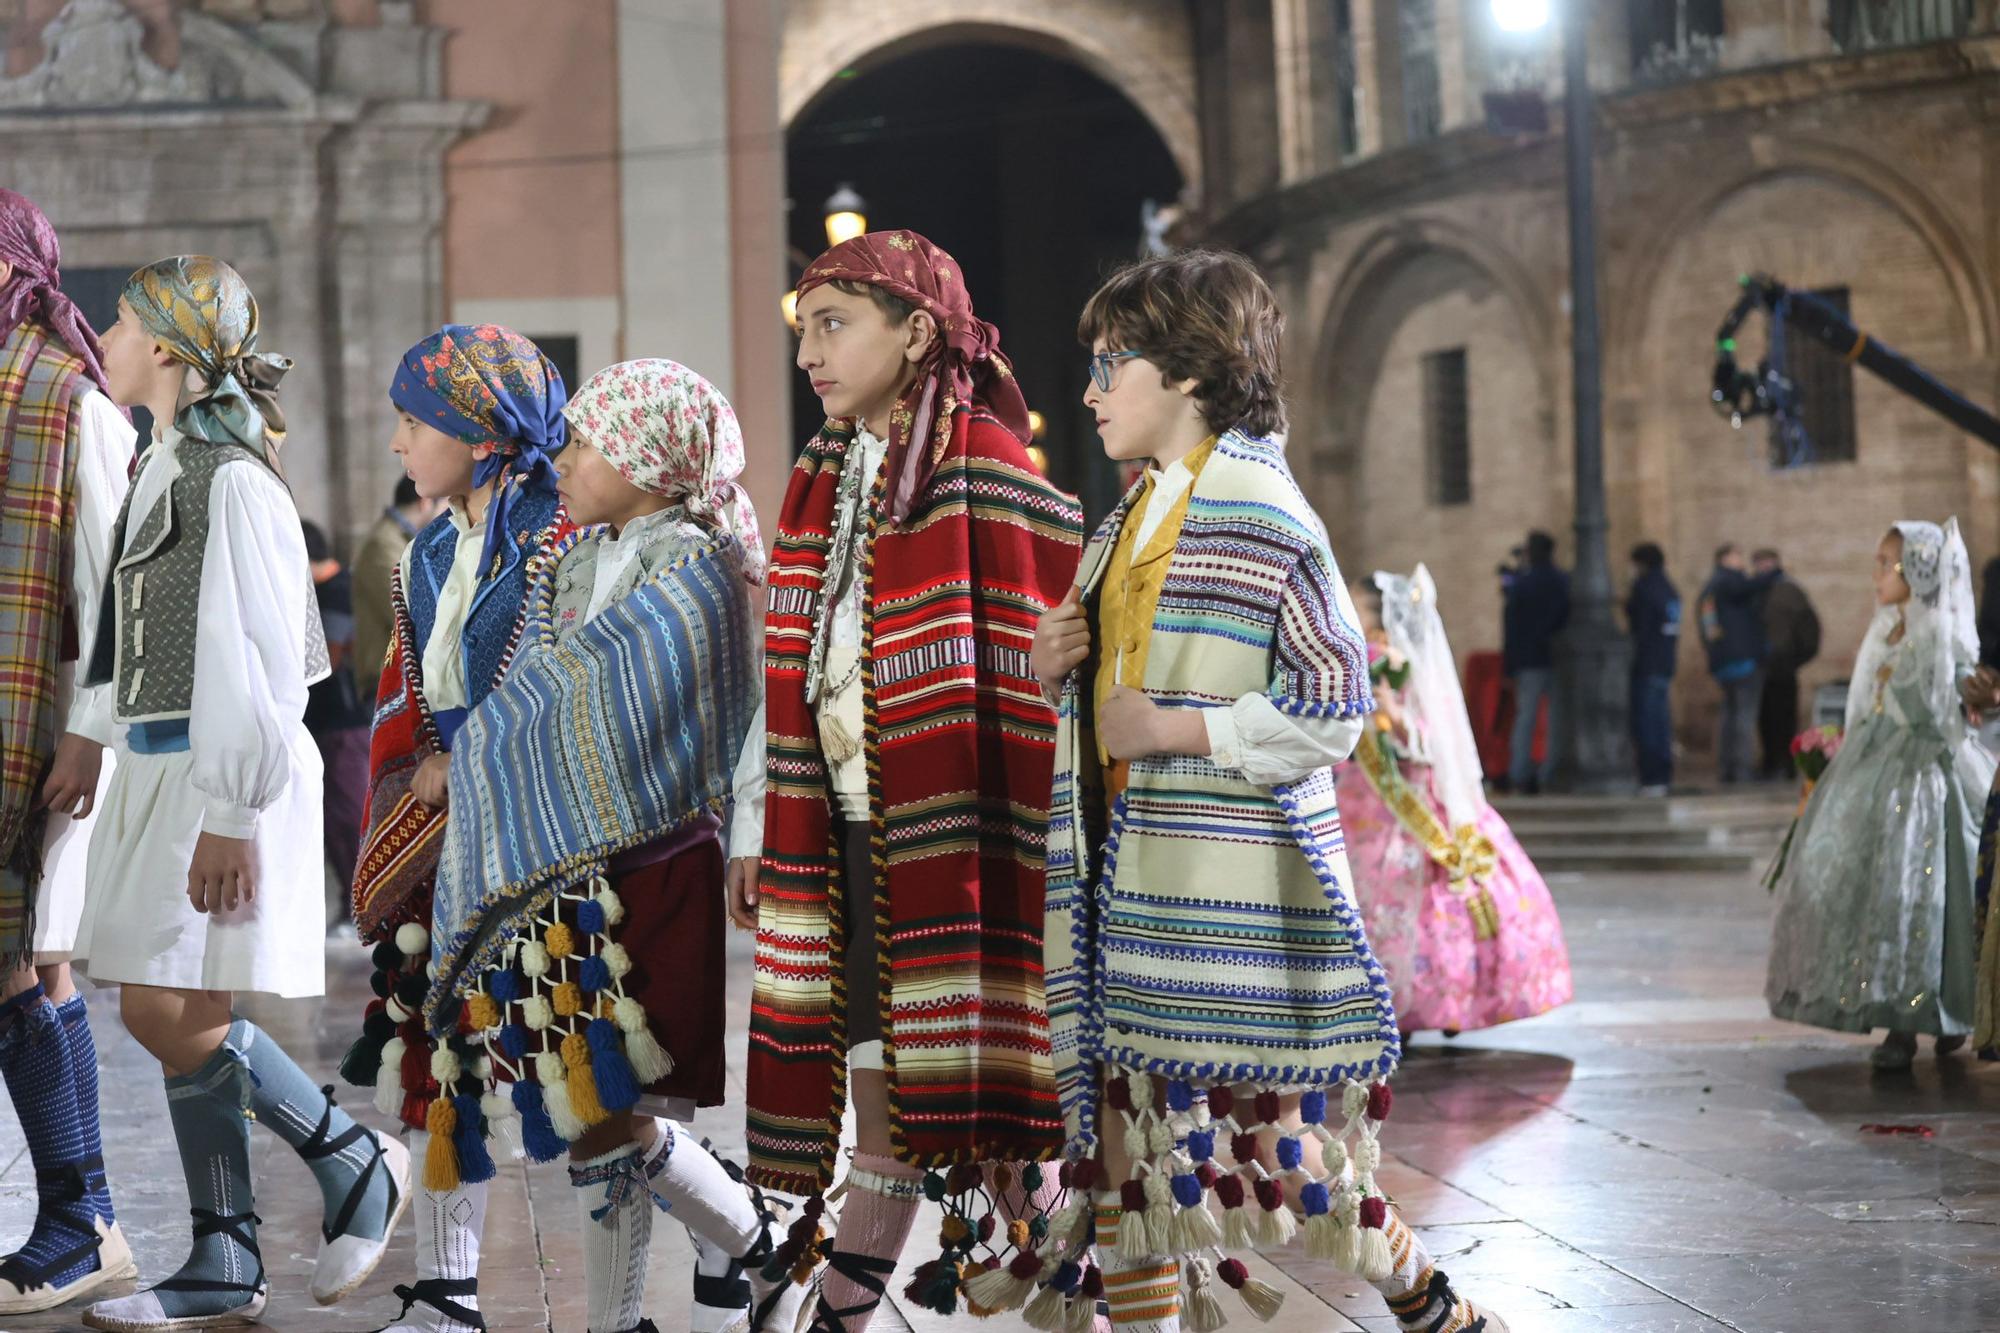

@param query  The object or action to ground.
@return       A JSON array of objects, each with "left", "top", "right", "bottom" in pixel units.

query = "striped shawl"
[
  {"left": 1044, "top": 429, "right": 1400, "bottom": 1154},
  {"left": 423, "top": 532, "right": 758, "bottom": 1022},
  {"left": 746, "top": 412, "right": 1084, "bottom": 1193}
]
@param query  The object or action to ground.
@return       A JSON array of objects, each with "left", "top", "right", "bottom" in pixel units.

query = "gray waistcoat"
[{"left": 83, "top": 439, "right": 330, "bottom": 723}]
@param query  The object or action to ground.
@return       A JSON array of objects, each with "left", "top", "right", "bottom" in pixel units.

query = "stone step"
[
  {"left": 1509, "top": 819, "right": 1780, "bottom": 848},
  {"left": 1529, "top": 843, "right": 1771, "bottom": 875}
]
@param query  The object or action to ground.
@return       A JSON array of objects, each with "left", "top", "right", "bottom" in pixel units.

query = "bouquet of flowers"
[{"left": 1789, "top": 724, "right": 1843, "bottom": 784}]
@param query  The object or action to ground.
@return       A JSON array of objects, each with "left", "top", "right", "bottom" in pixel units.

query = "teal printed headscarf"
[{"left": 122, "top": 255, "right": 290, "bottom": 465}]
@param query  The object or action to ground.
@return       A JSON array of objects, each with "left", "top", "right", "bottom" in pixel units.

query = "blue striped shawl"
[
  {"left": 423, "top": 532, "right": 757, "bottom": 1029},
  {"left": 1045, "top": 430, "right": 1400, "bottom": 1151}
]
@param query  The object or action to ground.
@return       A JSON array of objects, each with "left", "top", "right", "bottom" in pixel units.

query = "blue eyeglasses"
[{"left": 1087, "top": 350, "right": 1141, "bottom": 392}]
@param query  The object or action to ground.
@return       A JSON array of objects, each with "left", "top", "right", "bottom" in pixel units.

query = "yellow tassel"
[
  {"left": 423, "top": 1098, "right": 461, "bottom": 1191},
  {"left": 560, "top": 1031, "right": 610, "bottom": 1126}
]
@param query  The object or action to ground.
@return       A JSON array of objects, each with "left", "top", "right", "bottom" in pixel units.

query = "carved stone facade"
[
  {"left": 1204, "top": 1, "right": 2000, "bottom": 763},
  {"left": 1, "top": 0, "right": 479, "bottom": 541}
]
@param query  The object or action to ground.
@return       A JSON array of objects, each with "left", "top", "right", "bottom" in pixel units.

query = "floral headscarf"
[
  {"left": 794, "top": 229, "right": 1030, "bottom": 522},
  {"left": 123, "top": 256, "right": 290, "bottom": 463},
  {"left": 390, "top": 323, "right": 567, "bottom": 574},
  {"left": 563, "top": 358, "right": 764, "bottom": 583}
]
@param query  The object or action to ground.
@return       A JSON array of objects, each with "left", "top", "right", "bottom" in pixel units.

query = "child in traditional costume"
[
  {"left": 338, "top": 323, "right": 570, "bottom": 1333},
  {"left": 73, "top": 256, "right": 408, "bottom": 1331},
  {"left": 732, "top": 231, "right": 1084, "bottom": 1331},
  {"left": 1767, "top": 518, "right": 1994, "bottom": 1070},
  {"left": 1338, "top": 567, "right": 1571, "bottom": 1036},
  {"left": 420, "top": 359, "right": 804, "bottom": 1333},
  {"left": 1029, "top": 251, "right": 1507, "bottom": 1333},
  {"left": 0, "top": 188, "right": 136, "bottom": 1315}
]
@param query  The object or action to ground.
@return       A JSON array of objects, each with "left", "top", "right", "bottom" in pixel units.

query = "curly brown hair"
[{"left": 1077, "top": 249, "right": 1286, "bottom": 437}]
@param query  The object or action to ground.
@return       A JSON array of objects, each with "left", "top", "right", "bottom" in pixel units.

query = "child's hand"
[
  {"left": 1033, "top": 585, "right": 1090, "bottom": 705},
  {"left": 412, "top": 752, "right": 451, "bottom": 809},
  {"left": 187, "top": 831, "right": 257, "bottom": 914},
  {"left": 37, "top": 732, "right": 103, "bottom": 819},
  {"left": 1099, "top": 685, "right": 1162, "bottom": 761},
  {"left": 726, "top": 856, "right": 760, "bottom": 932},
  {"left": 1962, "top": 665, "right": 2000, "bottom": 712}
]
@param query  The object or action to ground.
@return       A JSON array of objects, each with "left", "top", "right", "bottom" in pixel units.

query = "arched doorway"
[{"left": 784, "top": 40, "right": 1182, "bottom": 517}]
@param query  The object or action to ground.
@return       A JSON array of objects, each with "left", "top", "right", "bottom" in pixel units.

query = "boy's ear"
[{"left": 904, "top": 309, "right": 938, "bottom": 365}]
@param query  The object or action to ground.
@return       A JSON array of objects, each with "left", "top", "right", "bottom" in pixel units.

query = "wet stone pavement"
[{"left": 2, "top": 860, "right": 1995, "bottom": 1332}]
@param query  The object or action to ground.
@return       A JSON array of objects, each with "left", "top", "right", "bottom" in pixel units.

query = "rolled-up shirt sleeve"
[{"left": 1204, "top": 693, "right": 1364, "bottom": 787}]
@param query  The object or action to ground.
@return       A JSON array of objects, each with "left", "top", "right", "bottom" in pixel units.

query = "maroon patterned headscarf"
[
  {"left": 0, "top": 190, "right": 110, "bottom": 393},
  {"left": 795, "top": 229, "right": 1031, "bottom": 522}
]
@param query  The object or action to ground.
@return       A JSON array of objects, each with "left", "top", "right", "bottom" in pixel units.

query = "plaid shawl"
[
  {"left": 745, "top": 411, "right": 1083, "bottom": 1193},
  {"left": 423, "top": 533, "right": 758, "bottom": 1023},
  {"left": 0, "top": 321, "right": 85, "bottom": 966}
]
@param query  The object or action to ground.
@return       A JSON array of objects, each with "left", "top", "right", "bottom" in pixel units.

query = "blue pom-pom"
[
  {"left": 1170, "top": 1173, "right": 1205, "bottom": 1208},
  {"left": 575, "top": 900, "right": 606, "bottom": 935},
  {"left": 1275, "top": 1135, "right": 1304, "bottom": 1172},
  {"left": 453, "top": 1092, "right": 496, "bottom": 1183},
  {"left": 488, "top": 970, "right": 521, "bottom": 1004},
  {"left": 499, "top": 1024, "right": 529, "bottom": 1060},
  {"left": 512, "top": 1079, "right": 566, "bottom": 1162},
  {"left": 1300, "top": 1089, "right": 1327, "bottom": 1124},
  {"left": 578, "top": 955, "right": 612, "bottom": 994},
  {"left": 585, "top": 1018, "right": 642, "bottom": 1111},
  {"left": 1300, "top": 1181, "right": 1330, "bottom": 1216},
  {"left": 1166, "top": 1080, "right": 1195, "bottom": 1112},
  {"left": 1186, "top": 1129, "right": 1214, "bottom": 1162},
  {"left": 1051, "top": 1261, "right": 1082, "bottom": 1295}
]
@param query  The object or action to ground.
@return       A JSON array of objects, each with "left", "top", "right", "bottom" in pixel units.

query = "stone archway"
[
  {"left": 780, "top": 0, "right": 1200, "bottom": 204},
  {"left": 1306, "top": 223, "right": 1557, "bottom": 666}
]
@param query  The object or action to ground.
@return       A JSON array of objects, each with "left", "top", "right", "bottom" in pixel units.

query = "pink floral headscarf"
[{"left": 562, "top": 358, "right": 765, "bottom": 583}]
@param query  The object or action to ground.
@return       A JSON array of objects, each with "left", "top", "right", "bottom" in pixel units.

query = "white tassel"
[
  {"left": 1222, "top": 1204, "right": 1254, "bottom": 1253},
  {"left": 1063, "top": 1288, "right": 1097, "bottom": 1333},
  {"left": 1334, "top": 1219, "right": 1363, "bottom": 1274},
  {"left": 1303, "top": 1212, "right": 1340, "bottom": 1260},
  {"left": 963, "top": 1261, "right": 1039, "bottom": 1314},
  {"left": 1144, "top": 1173, "right": 1175, "bottom": 1256},
  {"left": 1118, "top": 1205, "right": 1153, "bottom": 1263},
  {"left": 374, "top": 1037, "right": 406, "bottom": 1117},
  {"left": 1237, "top": 1276, "right": 1287, "bottom": 1322},
  {"left": 1254, "top": 1199, "right": 1297, "bottom": 1249},
  {"left": 1359, "top": 1224, "right": 1393, "bottom": 1282},
  {"left": 1023, "top": 1282, "right": 1067, "bottom": 1331},
  {"left": 536, "top": 1051, "right": 587, "bottom": 1140},
  {"left": 1183, "top": 1262, "right": 1228, "bottom": 1333},
  {"left": 612, "top": 996, "right": 673, "bottom": 1082},
  {"left": 1045, "top": 1200, "right": 1089, "bottom": 1248},
  {"left": 1172, "top": 1195, "right": 1223, "bottom": 1253},
  {"left": 481, "top": 1090, "right": 523, "bottom": 1160}
]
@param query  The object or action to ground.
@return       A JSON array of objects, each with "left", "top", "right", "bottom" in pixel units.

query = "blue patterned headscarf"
[
  {"left": 123, "top": 256, "right": 290, "bottom": 465},
  {"left": 390, "top": 323, "right": 567, "bottom": 574}
]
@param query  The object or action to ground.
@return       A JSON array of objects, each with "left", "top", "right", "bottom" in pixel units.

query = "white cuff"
[
  {"left": 1203, "top": 708, "right": 1241, "bottom": 770},
  {"left": 201, "top": 799, "right": 258, "bottom": 841}
]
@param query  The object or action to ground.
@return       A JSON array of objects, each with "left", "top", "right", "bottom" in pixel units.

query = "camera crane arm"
[{"left": 1711, "top": 273, "right": 2000, "bottom": 454}]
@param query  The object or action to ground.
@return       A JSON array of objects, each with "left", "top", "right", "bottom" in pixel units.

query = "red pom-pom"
[
  {"left": 983, "top": 1256, "right": 1002, "bottom": 1272},
  {"left": 1059, "top": 1160, "right": 1074, "bottom": 1189},
  {"left": 947, "top": 1163, "right": 983, "bottom": 1195},
  {"left": 1196, "top": 1161, "right": 1221, "bottom": 1189},
  {"left": 788, "top": 1215, "right": 818, "bottom": 1244},
  {"left": 977, "top": 1214, "right": 996, "bottom": 1243},
  {"left": 1207, "top": 1087, "right": 1235, "bottom": 1120},
  {"left": 1009, "top": 1252, "right": 1043, "bottom": 1280},
  {"left": 1367, "top": 1084, "right": 1393, "bottom": 1122},
  {"left": 1106, "top": 1076, "right": 1133, "bottom": 1112},
  {"left": 1230, "top": 1133, "right": 1262, "bottom": 1167},
  {"left": 1217, "top": 1258, "right": 1249, "bottom": 1289},
  {"left": 1359, "top": 1196, "right": 1387, "bottom": 1230},
  {"left": 364, "top": 997, "right": 386, "bottom": 1019},
  {"left": 1120, "top": 1179, "right": 1147, "bottom": 1212},
  {"left": 1253, "top": 1090, "right": 1282, "bottom": 1125},
  {"left": 1082, "top": 1266, "right": 1106, "bottom": 1299},
  {"left": 1254, "top": 1178, "right": 1285, "bottom": 1212},
  {"left": 1214, "top": 1174, "right": 1245, "bottom": 1208},
  {"left": 1071, "top": 1159, "right": 1099, "bottom": 1191},
  {"left": 804, "top": 1195, "right": 826, "bottom": 1220}
]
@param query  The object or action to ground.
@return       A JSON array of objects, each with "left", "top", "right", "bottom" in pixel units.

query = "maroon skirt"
[{"left": 604, "top": 835, "right": 729, "bottom": 1107}]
